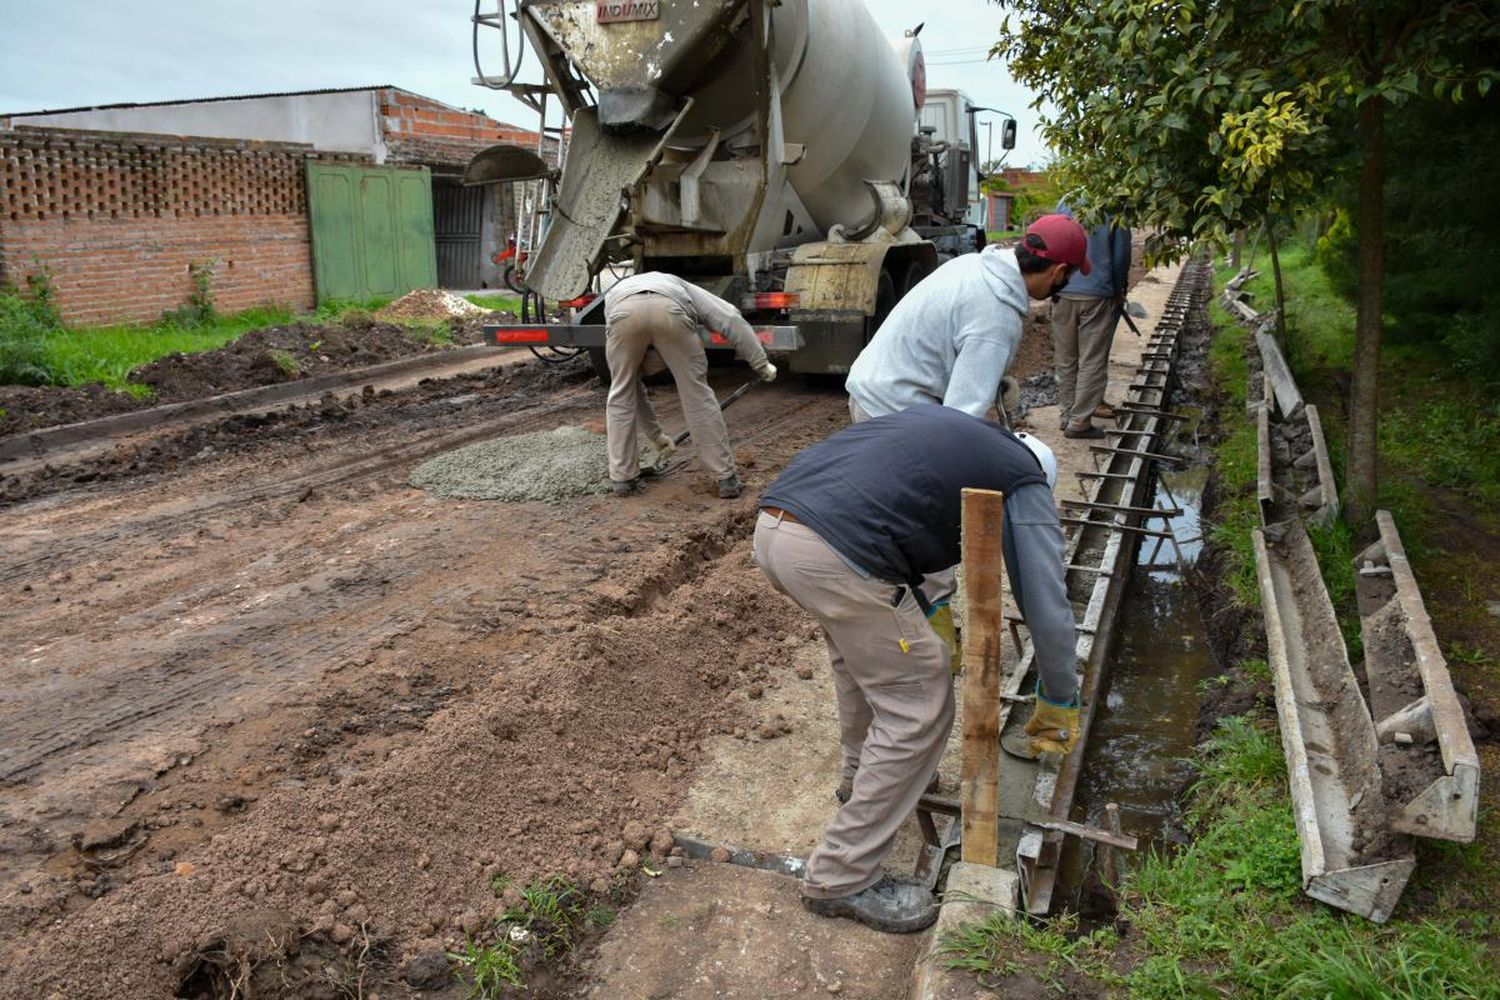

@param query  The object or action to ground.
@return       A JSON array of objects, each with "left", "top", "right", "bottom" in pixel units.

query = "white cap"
[{"left": 1014, "top": 432, "right": 1057, "bottom": 490}]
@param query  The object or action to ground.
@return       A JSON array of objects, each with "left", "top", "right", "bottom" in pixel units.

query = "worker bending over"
[
  {"left": 844, "top": 214, "right": 1091, "bottom": 423},
  {"left": 753, "top": 405, "right": 1080, "bottom": 933},
  {"left": 603, "top": 272, "right": 777, "bottom": 499}
]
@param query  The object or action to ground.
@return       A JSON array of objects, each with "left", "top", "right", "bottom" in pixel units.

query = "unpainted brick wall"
[{"left": 0, "top": 127, "right": 360, "bottom": 326}]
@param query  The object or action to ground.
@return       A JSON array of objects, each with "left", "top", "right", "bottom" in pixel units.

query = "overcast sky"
[{"left": 0, "top": 0, "right": 1050, "bottom": 167}]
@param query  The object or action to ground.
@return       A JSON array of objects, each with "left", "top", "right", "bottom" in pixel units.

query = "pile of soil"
[
  {"left": 132, "top": 321, "right": 461, "bottom": 403},
  {"left": 0, "top": 320, "right": 478, "bottom": 439}
]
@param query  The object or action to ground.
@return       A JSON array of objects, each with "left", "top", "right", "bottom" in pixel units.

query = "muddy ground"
[
  {"left": 0, "top": 316, "right": 491, "bottom": 438},
  {"left": 0, "top": 248, "right": 1231, "bottom": 998}
]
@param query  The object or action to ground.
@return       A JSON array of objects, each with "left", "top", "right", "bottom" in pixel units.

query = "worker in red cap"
[
  {"left": 843, "top": 213, "right": 1089, "bottom": 668},
  {"left": 845, "top": 213, "right": 1090, "bottom": 426}
]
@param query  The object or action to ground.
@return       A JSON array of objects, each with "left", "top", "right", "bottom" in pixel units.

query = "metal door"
[
  {"left": 433, "top": 180, "right": 485, "bottom": 288},
  {"left": 307, "top": 163, "right": 437, "bottom": 302}
]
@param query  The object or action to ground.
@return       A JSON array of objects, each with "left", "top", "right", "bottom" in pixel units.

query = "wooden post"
[{"left": 960, "top": 487, "right": 1005, "bottom": 866}]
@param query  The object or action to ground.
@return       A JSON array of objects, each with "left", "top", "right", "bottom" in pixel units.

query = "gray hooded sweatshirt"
[{"left": 845, "top": 245, "right": 1030, "bottom": 419}]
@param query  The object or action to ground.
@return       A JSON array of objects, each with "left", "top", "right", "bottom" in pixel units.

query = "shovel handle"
[{"left": 672, "top": 378, "right": 758, "bottom": 446}]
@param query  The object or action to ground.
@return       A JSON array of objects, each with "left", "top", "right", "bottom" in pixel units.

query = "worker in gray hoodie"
[{"left": 844, "top": 213, "right": 1091, "bottom": 423}]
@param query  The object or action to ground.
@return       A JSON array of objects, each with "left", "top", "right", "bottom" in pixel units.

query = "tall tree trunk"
[
  {"left": 1347, "top": 96, "right": 1385, "bottom": 526},
  {"left": 1268, "top": 225, "right": 1287, "bottom": 354}
]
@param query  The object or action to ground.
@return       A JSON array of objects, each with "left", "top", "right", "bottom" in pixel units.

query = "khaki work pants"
[
  {"left": 753, "top": 510, "right": 953, "bottom": 898},
  {"left": 605, "top": 292, "right": 735, "bottom": 483},
  {"left": 1051, "top": 295, "right": 1119, "bottom": 432}
]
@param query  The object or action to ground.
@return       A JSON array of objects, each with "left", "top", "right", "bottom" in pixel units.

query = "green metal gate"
[{"left": 306, "top": 163, "right": 438, "bottom": 302}]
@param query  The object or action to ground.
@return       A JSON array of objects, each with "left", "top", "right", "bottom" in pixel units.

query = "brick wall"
[
  {"left": 0, "top": 127, "right": 360, "bottom": 326},
  {"left": 378, "top": 88, "right": 547, "bottom": 172}
]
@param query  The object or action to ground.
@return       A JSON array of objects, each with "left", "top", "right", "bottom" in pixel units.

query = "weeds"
[
  {"left": 451, "top": 874, "right": 609, "bottom": 997},
  {"left": 268, "top": 350, "right": 300, "bottom": 378},
  {"left": 939, "top": 911, "right": 1121, "bottom": 992},
  {"left": 162, "top": 258, "right": 219, "bottom": 326}
]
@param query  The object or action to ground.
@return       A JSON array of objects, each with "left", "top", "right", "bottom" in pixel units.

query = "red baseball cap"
[{"left": 1024, "top": 214, "right": 1091, "bottom": 275}]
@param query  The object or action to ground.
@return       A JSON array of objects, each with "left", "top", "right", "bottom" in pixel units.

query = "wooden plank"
[{"left": 960, "top": 487, "right": 1006, "bottom": 866}]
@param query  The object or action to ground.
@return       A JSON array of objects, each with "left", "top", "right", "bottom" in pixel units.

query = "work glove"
[
  {"left": 998, "top": 376, "right": 1021, "bottom": 414},
  {"left": 650, "top": 431, "right": 677, "bottom": 459},
  {"left": 754, "top": 360, "right": 778, "bottom": 383},
  {"left": 1022, "top": 691, "right": 1080, "bottom": 756},
  {"left": 926, "top": 601, "right": 962, "bottom": 675}
]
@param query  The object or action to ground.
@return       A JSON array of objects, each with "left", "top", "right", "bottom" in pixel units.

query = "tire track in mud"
[{"left": 0, "top": 379, "right": 601, "bottom": 589}]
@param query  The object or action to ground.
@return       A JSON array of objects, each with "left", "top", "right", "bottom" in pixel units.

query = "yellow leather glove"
[
  {"left": 926, "top": 602, "right": 962, "bottom": 676},
  {"left": 1023, "top": 696, "right": 1080, "bottom": 755},
  {"left": 650, "top": 432, "right": 677, "bottom": 459}
]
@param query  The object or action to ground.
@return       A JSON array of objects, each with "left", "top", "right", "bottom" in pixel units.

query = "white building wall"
[{"left": 14, "top": 91, "right": 385, "bottom": 160}]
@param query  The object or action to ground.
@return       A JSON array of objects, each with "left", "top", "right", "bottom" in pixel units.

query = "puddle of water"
[{"left": 1054, "top": 460, "right": 1216, "bottom": 912}]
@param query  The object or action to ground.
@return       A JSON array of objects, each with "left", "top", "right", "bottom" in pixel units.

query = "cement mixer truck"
[{"left": 465, "top": 0, "right": 1008, "bottom": 376}]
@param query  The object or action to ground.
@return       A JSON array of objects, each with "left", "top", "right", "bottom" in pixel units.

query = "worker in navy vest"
[{"left": 754, "top": 405, "right": 1080, "bottom": 933}]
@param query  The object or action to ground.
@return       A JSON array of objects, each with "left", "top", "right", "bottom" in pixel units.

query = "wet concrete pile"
[{"left": 409, "top": 425, "right": 612, "bottom": 501}]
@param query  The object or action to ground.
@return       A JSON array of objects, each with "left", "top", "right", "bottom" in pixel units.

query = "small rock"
[
  {"left": 827, "top": 981, "right": 843, "bottom": 995},
  {"left": 330, "top": 923, "right": 354, "bottom": 945},
  {"left": 795, "top": 666, "right": 815, "bottom": 680},
  {"left": 618, "top": 849, "right": 641, "bottom": 869},
  {"left": 649, "top": 828, "right": 674, "bottom": 856},
  {"left": 416, "top": 853, "right": 431, "bottom": 871},
  {"left": 345, "top": 903, "right": 370, "bottom": 925},
  {"left": 174, "top": 862, "right": 196, "bottom": 877},
  {"left": 667, "top": 856, "right": 684, "bottom": 869},
  {"left": 758, "top": 724, "right": 779, "bottom": 740},
  {"left": 336, "top": 889, "right": 359, "bottom": 908},
  {"left": 316, "top": 813, "right": 341, "bottom": 833},
  {"left": 710, "top": 847, "right": 731, "bottom": 864},
  {"left": 747, "top": 683, "right": 765, "bottom": 700}
]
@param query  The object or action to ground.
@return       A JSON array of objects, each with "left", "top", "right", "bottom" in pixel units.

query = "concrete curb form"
[{"left": 908, "top": 863, "right": 1019, "bottom": 1000}]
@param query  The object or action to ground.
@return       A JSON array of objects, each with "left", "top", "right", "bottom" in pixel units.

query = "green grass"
[
  {"left": 1203, "top": 287, "right": 1262, "bottom": 608},
  {"left": 35, "top": 306, "right": 293, "bottom": 393},
  {"left": 0, "top": 288, "right": 470, "bottom": 395},
  {"left": 1119, "top": 712, "right": 1500, "bottom": 998},
  {"left": 463, "top": 293, "right": 522, "bottom": 313},
  {"left": 941, "top": 710, "right": 1500, "bottom": 997}
]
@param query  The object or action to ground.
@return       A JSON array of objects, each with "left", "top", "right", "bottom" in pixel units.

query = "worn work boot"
[
  {"left": 717, "top": 473, "right": 743, "bottom": 499},
  {"left": 835, "top": 771, "right": 941, "bottom": 804},
  {"left": 801, "top": 875, "right": 939, "bottom": 934},
  {"left": 609, "top": 477, "right": 641, "bottom": 497},
  {"left": 1064, "top": 424, "right": 1106, "bottom": 440}
]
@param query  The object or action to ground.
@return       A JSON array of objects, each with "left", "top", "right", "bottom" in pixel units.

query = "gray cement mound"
[{"left": 409, "top": 425, "right": 611, "bottom": 502}]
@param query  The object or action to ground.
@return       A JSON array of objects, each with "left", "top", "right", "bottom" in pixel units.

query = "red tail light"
[
  {"left": 743, "top": 292, "right": 799, "bottom": 310},
  {"left": 491, "top": 328, "right": 552, "bottom": 344}
]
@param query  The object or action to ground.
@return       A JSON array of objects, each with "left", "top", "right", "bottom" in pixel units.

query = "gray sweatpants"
[
  {"left": 1051, "top": 295, "right": 1119, "bottom": 432},
  {"left": 605, "top": 292, "right": 735, "bottom": 483},
  {"left": 753, "top": 510, "right": 953, "bottom": 898}
]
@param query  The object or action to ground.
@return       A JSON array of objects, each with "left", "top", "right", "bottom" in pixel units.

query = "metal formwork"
[{"left": 1007, "top": 259, "right": 1207, "bottom": 915}]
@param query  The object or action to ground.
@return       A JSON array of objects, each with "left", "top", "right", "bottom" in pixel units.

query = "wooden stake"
[{"left": 960, "top": 487, "right": 1005, "bottom": 866}]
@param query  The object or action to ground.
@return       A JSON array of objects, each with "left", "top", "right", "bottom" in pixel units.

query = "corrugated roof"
[{"left": 4, "top": 84, "right": 403, "bottom": 118}]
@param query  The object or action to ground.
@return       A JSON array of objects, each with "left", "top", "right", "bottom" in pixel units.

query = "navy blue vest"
[{"left": 760, "top": 404, "right": 1048, "bottom": 587}]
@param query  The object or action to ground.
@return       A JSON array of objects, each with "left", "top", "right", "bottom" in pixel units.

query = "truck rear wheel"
[{"left": 900, "top": 260, "right": 929, "bottom": 298}]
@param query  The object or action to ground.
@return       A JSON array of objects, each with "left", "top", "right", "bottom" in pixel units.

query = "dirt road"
[{"left": 0, "top": 348, "right": 864, "bottom": 996}]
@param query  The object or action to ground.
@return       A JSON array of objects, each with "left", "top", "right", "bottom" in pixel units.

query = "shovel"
[{"left": 671, "top": 378, "right": 758, "bottom": 446}]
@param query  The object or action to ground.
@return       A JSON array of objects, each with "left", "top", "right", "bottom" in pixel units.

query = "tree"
[{"left": 993, "top": 0, "right": 1498, "bottom": 524}]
